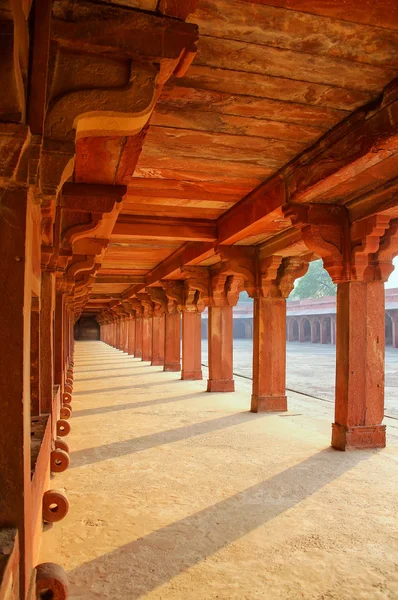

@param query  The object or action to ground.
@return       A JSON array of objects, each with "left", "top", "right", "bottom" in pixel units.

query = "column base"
[
  {"left": 251, "top": 394, "right": 287, "bottom": 413},
  {"left": 164, "top": 362, "right": 181, "bottom": 372},
  {"left": 181, "top": 370, "right": 202, "bottom": 380},
  {"left": 135, "top": 351, "right": 142, "bottom": 358},
  {"left": 331, "top": 423, "right": 386, "bottom": 450},
  {"left": 207, "top": 379, "right": 235, "bottom": 392},
  {"left": 151, "top": 359, "right": 164, "bottom": 366},
  {"left": 142, "top": 355, "right": 152, "bottom": 362}
]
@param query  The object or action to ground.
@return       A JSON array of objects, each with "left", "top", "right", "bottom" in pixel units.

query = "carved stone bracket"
[
  {"left": 162, "top": 280, "right": 184, "bottom": 314},
  {"left": 147, "top": 287, "right": 168, "bottom": 316}
]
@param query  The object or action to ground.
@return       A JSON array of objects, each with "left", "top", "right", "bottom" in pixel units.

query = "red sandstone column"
[
  {"left": 298, "top": 319, "right": 305, "bottom": 342},
  {"left": 251, "top": 297, "right": 287, "bottom": 412},
  {"left": 332, "top": 281, "right": 386, "bottom": 450},
  {"left": 40, "top": 270, "right": 55, "bottom": 413},
  {"left": 182, "top": 310, "right": 202, "bottom": 380},
  {"left": 320, "top": 318, "right": 329, "bottom": 344},
  {"left": 0, "top": 185, "right": 39, "bottom": 594},
  {"left": 164, "top": 309, "right": 181, "bottom": 371},
  {"left": 128, "top": 316, "right": 136, "bottom": 355},
  {"left": 116, "top": 317, "right": 121, "bottom": 349},
  {"left": 207, "top": 305, "right": 234, "bottom": 392},
  {"left": 142, "top": 315, "right": 153, "bottom": 361},
  {"left": 310, "top": 318, "right": 318, "bottom": 343},
  {"left": 151, "top": 311, "right": 165, "bottom": 366},
  {"left": 54, "top": 291, "right": 65, "bottom": 392},
  {"left": 135, "top": 316, "right": 143, "bottom": 358}
]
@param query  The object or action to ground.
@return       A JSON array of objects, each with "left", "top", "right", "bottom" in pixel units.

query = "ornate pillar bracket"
[
  {"left": 147, "top": 287, "right": 167, "bottom": 317},
  {"left": 250, "top": 255, "right": 309, "bottom": 412},
  {"left": 161, "top": 280, "right": 184, "bottom": 314},
  {"left": 284, "top": 204, "right": 398, "bottom": 449},
  {"left": 147, "top": 288, "right": 167, "bottom": 366},
  {"left": 284, "top": 203, "right": 397, "bottom": 284},
  {"left": 161, "top": 281, "right": 183, "bottom": 372}
]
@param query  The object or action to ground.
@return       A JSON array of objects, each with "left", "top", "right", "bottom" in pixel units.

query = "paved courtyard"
[{"left": 202, "top": 340, "right": 398, "bottom": 418}]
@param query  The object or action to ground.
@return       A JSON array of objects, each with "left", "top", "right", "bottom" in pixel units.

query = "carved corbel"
[
  {"left": 278, "top": 257, "right": 310, "bottom": 298},
  {"left": 351, "top": 214, "right": 392, "bottom": 281},
  {"left": 373, "top": 220, "right": 398, "bottom": 282},
  {"left": 208, "top": 272, "right": 242, "bottom": 307},
  {"left": 147, "top": 287, "right": 168, "bottom": 316},
  {"left": 137, "top": 293, "right": 154, "bottom": 318},
  {"left": 257, "top": 256, "right": 283, "bottom": 298},
  {"left": 181, "top": 266, "right": 210, "bottom": 311},
  {"left": 129, "top": 298, "right": 144, "bottom": 318},
  {"left": 283, "top": 203, "right": 346, "bottom": 283},
  {"left": 162, "top": 280, "right": 184, "bottom": 314}
]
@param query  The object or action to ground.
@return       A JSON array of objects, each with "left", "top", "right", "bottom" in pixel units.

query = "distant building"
[{"left": 201, "top": 289, "right": 398, "bottom": 347}]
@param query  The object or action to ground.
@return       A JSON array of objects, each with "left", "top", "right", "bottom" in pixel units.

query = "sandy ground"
[
  {"left": 201, "top": 339, "right": 398, "bottom": 417},
  {"left": 40, "top": 341, "right": 398, "bottom": 600}
]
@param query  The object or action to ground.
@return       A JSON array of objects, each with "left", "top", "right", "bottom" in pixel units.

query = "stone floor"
[
  {"left": 202, "top": 339, "right": 398, "bottom": 417},
  {"left": 40, "top": 341, "right": 398, "bottom": 599}
]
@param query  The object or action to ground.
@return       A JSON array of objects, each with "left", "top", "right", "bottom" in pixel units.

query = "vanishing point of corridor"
[{"left": 40, "top": 342, "right": 398, "bottom": 599}]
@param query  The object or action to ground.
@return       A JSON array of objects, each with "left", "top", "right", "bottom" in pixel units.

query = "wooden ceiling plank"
[
  {"left": 217, "top": 83, "right": 398, "bottom": 244},
  {"left": 159, "top": 85, "right": 348, "bottom": 127},
  {"left": 189, "top": 0, "right": 398, "bottom": 68},
  {"left": 172, "top": 65, "right": 376, "bottom": 111},
  {"left": 151, "top": 108, "right": 325, "bottom": 143},
  {"left": 195, "top": 36, "right": 397, "bottom": 93},
  {"left": 242, "top": 0, "right": 398, "bottom": 32}
]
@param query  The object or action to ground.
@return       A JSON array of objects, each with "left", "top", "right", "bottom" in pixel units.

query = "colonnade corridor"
[{"left": 39, "top": 341, "right": 398, "bottom": 599}]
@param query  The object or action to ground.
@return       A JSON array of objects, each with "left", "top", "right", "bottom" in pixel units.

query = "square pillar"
[
  {"left": 251, "top": 297, "right": 287, "bottom": 412},
  {"left": 333, "top": 281, "right": 386, "bottom": 450},
  {"left": 128, "top": 317, "right": 136, "bottom": 355},
  {"left": 151, "top": 314, "right": 165, "bottom": 366},
  {"left": 392, "top": 315, "right": 398, "bottom": 348},
  {"left": 135, "top": 318, "right": 143, "bottom": 358},
  {"left": 142, "top": 316, "right": 153, "bottom": 361},
  {"left": 182, "top": 311, "right": 202, "bottom": 380},
  {"left": 320, "top": 318, "right": 329, "bottom": 344},
  {"left": 164, "top": 311, "right": 181, "bottom": 371},
  {"left": 207, "top": 305, "right": 234, "bottom": 392},
  {"left": 0, "top": 185, "right": 37, "bottom": 595},
  {"left": 310, "top": 318, "right": 318, "bottom": 343}
]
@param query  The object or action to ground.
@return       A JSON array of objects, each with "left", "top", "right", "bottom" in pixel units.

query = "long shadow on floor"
[
  {"left": 73, "top": 391, "right": 209, "bottom": 418},
  {"left": 69, "top": 411, "right": 267, "bottom": 468},
  {"left": 69, "top": 448, "right": 369, "bottom": 598},
  {"left": 75, "top": 365, "right": 154, "bottom": 374},
  {"left": 72, "top": 378, "right": 181, "bottom": 395}
]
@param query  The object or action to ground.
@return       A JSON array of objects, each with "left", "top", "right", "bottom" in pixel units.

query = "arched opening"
[
  {"left": 324, "top": 317, "right": 331, "bottom": 343},
  {"left": 385, "top": 313, "right": 393, "bottom": 345},
  {"left": 74, "top": 315, "right": 100, "bottom": 341}
]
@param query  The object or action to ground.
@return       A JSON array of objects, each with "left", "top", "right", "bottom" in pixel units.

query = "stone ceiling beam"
[
  {"left": 112, "top": 215, "right": 217, "bottom": 242},
  {"left": 216, "top": 80, "right": 398, "bottom": 245}
]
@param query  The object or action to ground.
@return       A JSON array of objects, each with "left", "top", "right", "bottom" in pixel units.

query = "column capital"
[
  {"left": 129, "top": 298, "right": 144, "bottom": 318},
  {"left": 136, "top": 292, "right": 154, "bottom": 317},
  {"left": 147, "top": 287, "right": 168, "bottom": 316},
  {"left": 161, "top": 280, "right": 184, "bottom": 314},
  {"left": 284, "top": 203, "right": 398, "bottom": 283}
]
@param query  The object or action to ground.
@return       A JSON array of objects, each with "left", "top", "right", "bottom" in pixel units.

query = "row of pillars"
[
  {"left": 99, "top": 278, "right": 387, "bottom": 451},
  {"left": 287, "top": 315, "right": 336, "bottom": 344}
]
